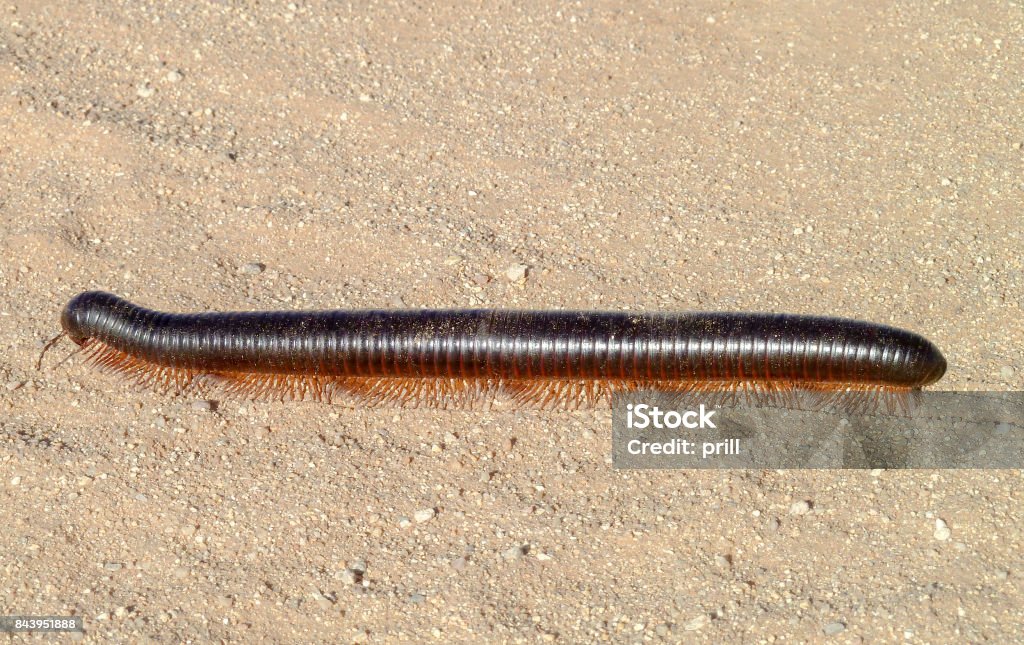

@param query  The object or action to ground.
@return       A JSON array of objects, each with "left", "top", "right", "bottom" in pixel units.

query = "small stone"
[
  {"left": 789, "top": 500, "right": 812, "bottom": 515},
  {"left": 172, "top": 566, "right": 189, "bottom": 579},
  {"left": 414, "top": 508, "right": 436, "bottom": 523},
  {"left": 104, "top": 562, "right": 122, "bottom": 571},
  {"left": 1000, "top": 366, "right": 1015, "bottom": 380},
  {"left": 349, "top": 559, "right": 367, "bottom": 574},
  {"left": 472, "top": 273, "right": 491, "bottom": 286},
  {"left": 340, "top": 568, "right": 360, "bottom": 585},
  {"left": 314, "top": 593, "right": 335, "bottom": 610},
  {"left": 166, "top": 70, "right": 183, "bottom": 83},
  {"left": 114, "top": 606, "right": 129, "bottom": 618},
  {"left": 451, "top": 556, "right": 468, "bottom": 571},
  {"left": 136, "top": 84, "right": 155, "bottom": 98},
  {"left": 191, "top": 400, "right": 214, "bottom": 412},
  {"left": 823, "top": 621, "right": 846, "bottom": 635},
  {"left": 940, "top": 177, "right": 952, "bottom": 186},
  {"left": 505, "top": 263, "right": 528, "bottom": 282},
  {"left": 934, "top": 518, "right": 951, "bottom": 541},
  {"left": 408, "top": 593, "right": 426, "bottom": 604},
  {"left": 683, "top": 614, "right": 708, "bottom": 631},
  {"left": 9, "top": 476, "right": 21, "bottom": 486},
  {"left": 398, "top": 516, "right": 412, "bottom": 528},
  {"left": 5, "top": 380, "right": 24, "bottom": 391},
  {"left": 767, "top": 518, "right": 780, "bottom": 531},
  {"left": 240, "top": 262, "right": 266, "bottom": 275},
  {"left": 714, "top": 555, "right": 731, "bottom": 567},
  {"left": 502, "top": 545, "right": 526, "bottom": 560},
  {"left": 995, "top": 569, "right": 1010, "bottom": 580}
]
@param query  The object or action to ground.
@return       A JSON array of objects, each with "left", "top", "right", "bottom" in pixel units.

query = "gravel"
[
  {"left": 823, "top": 621, "right": 846, "bottom": 635},
  {"left": 501, "top": 545, "right": 527, "bottom": 561},
  {"left": 789, "top": 500, "right": 812, "bottom": 515},
  {"left": 413, "top": 508, "right": 436, "bottom": 523},
  {"left": 504, "top": 264, "right": 528, "bottom": 282}
]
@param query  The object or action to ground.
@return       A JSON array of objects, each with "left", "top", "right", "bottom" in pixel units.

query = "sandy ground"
[{"left": 2, "top": 1, "right": 1023, "bottom": 642}]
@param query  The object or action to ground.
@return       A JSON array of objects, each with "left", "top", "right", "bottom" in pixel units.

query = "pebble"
[
  {"left": 451, "top": 557, "right": 468, "bottom": 571},
  {"left": 136, "top": 83, "right": 155, "bottom": 98},
  {"left": 1001, "top": 366, "right": 1016, "bottom": 380},
  {"left": 505, "top": 263, "right": 528, "bottom": 282},
  {"left": 414, "top": 508, "right": 436, "bottom": 523},
  {"left": 9, "top": 476, "right": 21, "bottom": 486},
  {"left": 240, "top": 262, "right": 266, "bottom": 275},
  {"left": 398, "top": 516, "right": 412, "bottom": 528},
  {"left": 823, "top": 621, "right": 846, "bottom": 635},
  {"left": 683, "top": 614, "right": 708, "bottom": 631},
  {"left": 104, "top": 562, "right": 122, "bottom": 571},
  {"left": 340, "top": 568, "right": 360, "bottom": 585},
  {"left": 114, "top": 606, "right": 129, "bottom": 618},
  {"left": 191, "top": 400, "right": 214, "bottom": 412},
  {"left": 314, "top": 593, "right": 335, "bottom": 610},
  {"left": 502, "top": 545, "right": 526, "bottom": 560},
  {"left": 214, "top": 595, "right": 234, "bottom": 609},
  {"left": 166, "top": 70, "right": 183, "bottom": 83},
  {"left": 789, "top": 500, "right": 812, "bottom": 515},
  {"left": 5, "top": 380, "right": 24, "bottom": 391},
  {"left": 408, "top": 593, "right": 426, "bottom": 604},
  {"left": 934, "top": 518, "right": 952, "bottom": 541},
  {"left": 767, "top": 518, "right": 780, "bottom": 531},
  {"left": 349, "top": 559, "right": 367, "bottom": 574},
  {"left": 714, "top": 555, "right": 731, "bottom": 567}
]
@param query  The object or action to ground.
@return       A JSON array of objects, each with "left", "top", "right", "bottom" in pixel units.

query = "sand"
[{"left": 2, "top": 1, "right": 1022, "bottom": 642}]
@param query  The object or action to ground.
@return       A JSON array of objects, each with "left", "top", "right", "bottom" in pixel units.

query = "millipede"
[{"left": 49, "top": 291, "right": 947, "bottom": 413}]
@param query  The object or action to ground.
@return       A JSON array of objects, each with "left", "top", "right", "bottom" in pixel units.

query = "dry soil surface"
[{"left": 2, "top": 1, "right": 1023, "bottom": 642}]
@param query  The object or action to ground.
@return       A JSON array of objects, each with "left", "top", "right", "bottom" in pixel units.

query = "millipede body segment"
[{"left": 59, "top": 291, "right": 946, "bottom": 411}]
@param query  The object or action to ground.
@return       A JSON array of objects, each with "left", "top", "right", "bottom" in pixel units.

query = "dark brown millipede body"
[{"left": 57, "top": 291, "right": 946, "bottom": 411}]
